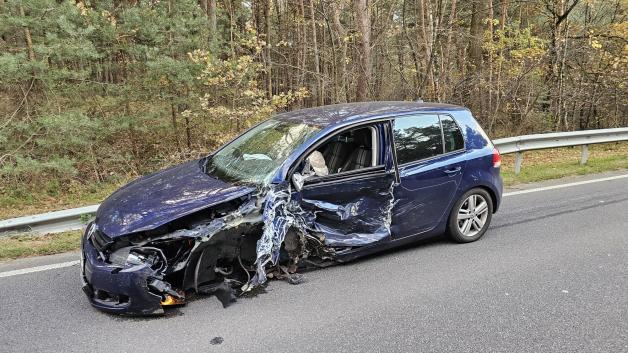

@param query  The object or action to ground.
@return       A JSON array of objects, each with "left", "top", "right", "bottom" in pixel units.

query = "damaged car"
[{"left": 80, "top": 101, "right": 503, "bottom": 315}]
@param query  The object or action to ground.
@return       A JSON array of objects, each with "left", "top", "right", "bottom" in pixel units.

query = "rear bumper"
[
  {"left": 80, "top": 231, "right": 163, "bottom": 315},
  {"left": 493, "top": 170, "right": 503, "bottom": 213}
]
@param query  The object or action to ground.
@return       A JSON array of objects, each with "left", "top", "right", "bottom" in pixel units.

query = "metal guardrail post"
[
  {"left": 514, "top": 152, "right": 524, "bottom": 175},
  {"left": 580, "top": 145, "right": 589, "bottom": 165}
]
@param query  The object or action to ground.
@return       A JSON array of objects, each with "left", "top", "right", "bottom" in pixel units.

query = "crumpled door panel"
[{"left": 297, "top": 171, "right": 396, "bottom": 247}]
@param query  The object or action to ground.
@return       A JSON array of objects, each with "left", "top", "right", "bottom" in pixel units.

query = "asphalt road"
[{"left": 1, "top": 172, "right": 627, "bottom": 353}]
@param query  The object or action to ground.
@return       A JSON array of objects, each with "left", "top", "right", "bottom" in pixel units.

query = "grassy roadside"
[
  {"left": 500, "top": 142, "right": 628, "bottom": 186},
  {"left": 0, "top": 230, "right": 82, "bottom": 262},
  {"left": 0, "top": 178, "right": 132, "bottom": 220}
]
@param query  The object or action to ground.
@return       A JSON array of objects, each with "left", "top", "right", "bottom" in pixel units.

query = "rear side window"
[
  {"left": 393, "top": 115, "right": 443, "bottom": 164},
  {"left": 440, "top": 116, "right": 464, "bottom": 152}
]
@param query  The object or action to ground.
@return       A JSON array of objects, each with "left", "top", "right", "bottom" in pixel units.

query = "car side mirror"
[{"left": 291, "top": 172, "right": 306, "bottom": 192}]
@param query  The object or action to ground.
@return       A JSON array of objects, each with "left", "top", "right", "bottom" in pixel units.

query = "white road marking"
[
  {"left": 503, "top": 173, "right": 628, "bottom": 197},
  {"left": 1, "top": 173, "right": 627, "bottom": 279},
  {"left": 0, "top": 260, "right": 79, "bottom": 278}
]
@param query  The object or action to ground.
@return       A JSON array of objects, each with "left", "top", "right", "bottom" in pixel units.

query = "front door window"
[
  {"left": 292, "top": 123, "right": 394, "bottom": 247},
  {"left": 303, "top": 125, "right": 378, "bottom": 177}
]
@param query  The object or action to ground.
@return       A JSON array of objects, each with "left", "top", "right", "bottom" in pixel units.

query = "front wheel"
[{"left": 446, "top": 188, "right": 493, "bottom": 243}]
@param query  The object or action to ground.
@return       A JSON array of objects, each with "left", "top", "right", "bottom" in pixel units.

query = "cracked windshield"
[{"left": 205, "top": 119, "right": 321, "bottom": 185}]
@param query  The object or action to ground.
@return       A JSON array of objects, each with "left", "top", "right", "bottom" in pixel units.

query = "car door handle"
[{"left": 444, "top": 167, "right": 461, "bottom": 174}]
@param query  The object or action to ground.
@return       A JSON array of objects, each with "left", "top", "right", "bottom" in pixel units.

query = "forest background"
[{"left": 0, "top": 0, "right": 626, "bottom": 215}]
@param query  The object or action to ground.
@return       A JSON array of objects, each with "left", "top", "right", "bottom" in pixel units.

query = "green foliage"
[
  {"left": 0, "top": 0, "right": 213, "bottom": 192},
  {"left": 0, "top": 53, "right": 31, "bottom": 83},
  {"left": 185, "top": 25, "right": 309, "bottom": 146},
  {"left": 36, "top": 112, "right": 101, "bottom": 150},
  {"left": 0, "top": 156, "right": 77, "bottom": 180}
]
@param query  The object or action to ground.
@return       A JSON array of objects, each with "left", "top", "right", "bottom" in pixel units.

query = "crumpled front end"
[
  {"left": 81, "top": 197, "right": 265, "bottom": 314},
  {"left": 81, "top": 179, "right": 396, "bottom": 315}
]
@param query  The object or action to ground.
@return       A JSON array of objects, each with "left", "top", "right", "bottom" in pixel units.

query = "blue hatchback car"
[{"left": 81, "top": 101, "right": 503, "bottom": 315}]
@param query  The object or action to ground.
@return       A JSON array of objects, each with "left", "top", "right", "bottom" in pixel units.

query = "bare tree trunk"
[
  {"left": 487, "top": 0, "right": 494, "bottom": 132},
  {"left": 209, "top": 0, "right": 217, "bottom": 50},
  {"left": 184, "top": 115, "right": 192, "bottom": 151},
  {"left": 171, "top": 102, "right": 182, "bottom": 154},
  {"left": 468, "top": 0, "right": 487, "bottom": 72},
  {"left": 491, "top": 0, "right": 508, "bottom": 133},
  {"left": 402, "top": 0, "right": 422, "bottom": 97},
  {"left": 418, "top": 0, "right": 429, "bottom": 95},
  {"left": 274, "top": 1, "right": 288, "bottom": 96},
  {"left": 228, "top": 0, "right": 235, "bottom": 56},
  {"left": 19, "top": 5, "right": 35, "bottom": 61},
  {"left": 263, "top": 0, "right": 272, "bottom": 97},
  {"left": 309, "top": 0, "right": 322, "bottom": 105},
  {"left": 331, "top": 2, "right": 349, "bottom": 102},
  {"left": 468, "top": 0, "right": 490, "bottom": 120},
  {"left": 374, "top": 3, "right": 395, "bottom": 99},
  {"left": 418, "top": 0, "right": 440, "bottom": 99},
  {"left": 298, "top": 0, "right": 307, "bottom": 93},
  {"left": 545, "top": 0, "right": 580, "bottom": 129},
  {"left": 354, "top": 0, "right": 371, "bottom": 101},
  {"left": 500, "top": 0, "right": 508, "bottom": 32},
  {"left": 443, "top": 0, "right": 457, "bottom": 100}
]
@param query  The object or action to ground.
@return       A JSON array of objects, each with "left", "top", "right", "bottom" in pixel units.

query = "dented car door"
[
  {"left": 291, "top": 123, "right": 397, "bottom": 247},
  {"left": 296, "top": 167, "right": 395, "bottom": 246}
]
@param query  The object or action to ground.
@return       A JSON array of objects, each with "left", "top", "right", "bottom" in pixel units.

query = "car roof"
[{"left": 273, "top": 101, "right": 467, "bottom": 127}]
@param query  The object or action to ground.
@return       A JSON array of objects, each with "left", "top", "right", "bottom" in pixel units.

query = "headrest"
[{"left": 353, "top": 129, "right": 372, "bottom": 147}]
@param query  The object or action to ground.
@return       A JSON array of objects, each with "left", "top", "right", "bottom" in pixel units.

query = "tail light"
[{"left": 492, "top": 148, "right": 501, "bottom": 168}]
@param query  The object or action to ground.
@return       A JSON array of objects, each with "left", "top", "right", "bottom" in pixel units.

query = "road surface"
[{"left": 1, "top": 171, "right": 627, "bottom": 353}]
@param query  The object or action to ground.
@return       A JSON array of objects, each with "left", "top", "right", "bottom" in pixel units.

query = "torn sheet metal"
[
  {"left": 250, "top": 185, "right": 295, "bottom": 287},
  {"left": 296, "top": 173, "right": 396, "bottom": 247},
  {"left": 84, "top": 167, "right": 398, "bottom": 312},
  {"left": 246, "top": 170, "right": 396, "bottom": 288}
]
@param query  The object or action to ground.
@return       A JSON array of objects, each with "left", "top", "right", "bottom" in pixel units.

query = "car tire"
[{"left": 446, "top": 188, "right": 493, "bottom": 243}]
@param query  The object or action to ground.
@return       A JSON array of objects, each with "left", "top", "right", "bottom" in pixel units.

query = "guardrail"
[
  {"left": 0, "top": 205, "right": 99, "bottom": 236},
  {"left": 1, "top": 127, "right": 627, "bottom": 237},
  {"left": 493, "top": 127, "right": 628, "bottom": 174}
]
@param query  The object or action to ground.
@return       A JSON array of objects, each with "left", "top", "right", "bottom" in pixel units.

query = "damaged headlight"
[
  {"left": 125, "top": 251, "right": 149, "bottom": 266},
  {"left": 108, "top": 247, "right": 132, "bottom": 267},
  {"left": 108, "top": 246, "right": 167, "bottom": 273}
]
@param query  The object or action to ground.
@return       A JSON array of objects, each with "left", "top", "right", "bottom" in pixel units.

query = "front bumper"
[{"left": 80, "top": 231, "right": 164, "bottom": 315}]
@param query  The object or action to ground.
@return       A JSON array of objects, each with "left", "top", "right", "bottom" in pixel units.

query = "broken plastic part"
[
  {"left": 148, "top": 278, "right": 183, "bottom": 300},
  {"left": 160, "top": 294, "right": 185, "bottom": 306},
  {"left": 197, "top": 280, "right": 237, "bottom": 308}
]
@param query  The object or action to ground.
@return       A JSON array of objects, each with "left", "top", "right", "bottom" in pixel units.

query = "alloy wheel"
[{"left": 456, "top": 194, "right": 489, "bottom": 237}]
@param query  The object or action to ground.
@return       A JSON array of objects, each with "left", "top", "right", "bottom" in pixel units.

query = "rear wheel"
[{"left": 447, "top": 188, "right": 493, "bottom": 243}]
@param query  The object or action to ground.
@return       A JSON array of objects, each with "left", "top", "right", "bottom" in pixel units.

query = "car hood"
[{"left": 95, "top": 160, "right": 255, "bottom": 238}]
